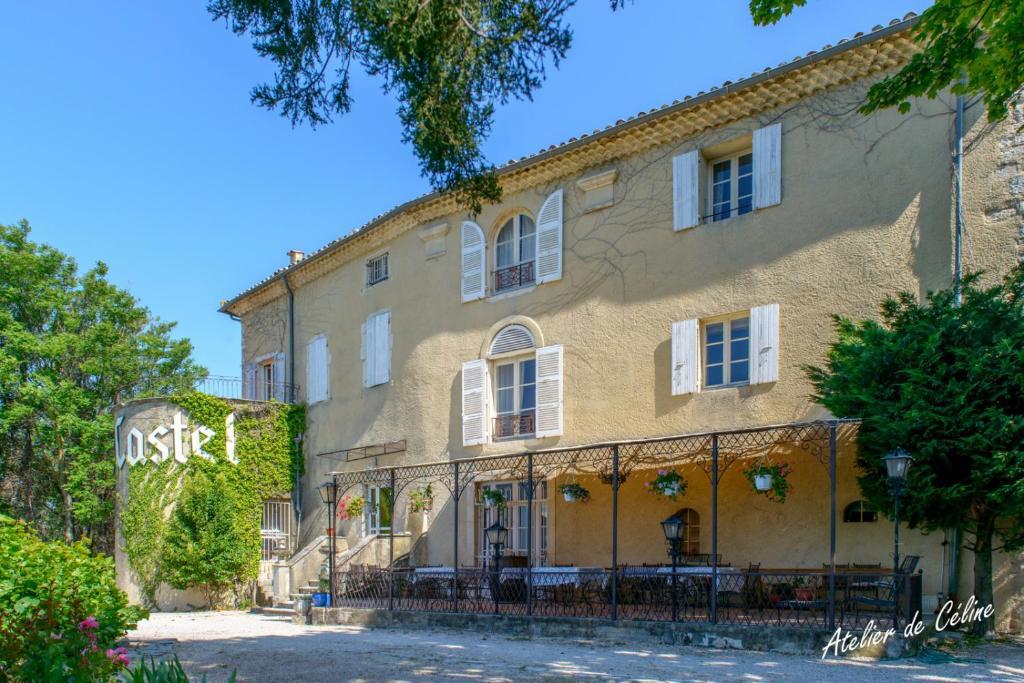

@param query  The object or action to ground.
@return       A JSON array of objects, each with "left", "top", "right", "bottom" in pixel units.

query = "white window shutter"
[
  {"left": 361, "top": 321, "right": 370, "bottom": 388},
  {"left": 243, "top": 362, "right": 257, "bottom": 400},
  {"left": 671, "top": 319, "right": 700, "bottom": 395},
  {"left": 272, "top": 352, "right": 286, "bottom": 401},
  {"left": 375, "top": 311, "right": 390, "bottom": 385},
  {"left": 749, "top": 303, "right": 780, "bottom": 384},
  {"left": 307, "top": 335, "right": 329, "bottom": 404},
  {"left": 461, "top": 221, "right": 486, "bottom": 302},
  {"left": 534, "top": 345, "right": 564, "bottom": 438},
  {"left": 673, "top": 150, "right": 701, "bottom": 231},
  {"left": 536, "top": 189, "right": 563, "bottom": 283},
  {"left": 461, "top": 359, "right": 489, "bottom": 446},
  {"left": 753, "top": 123, "right": 782, "bottom": 209}
]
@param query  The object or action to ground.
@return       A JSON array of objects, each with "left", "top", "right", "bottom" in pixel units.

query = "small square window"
[
  {"left": 703, "top": 315, "right": 750, "bottom": 388},
  {"left": 366, "top": 253, "right": 389, "bottom": 287}
]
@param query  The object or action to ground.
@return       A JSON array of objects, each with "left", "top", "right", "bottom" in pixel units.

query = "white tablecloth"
[{"left": 499, "top": 566, "right": 606, "bottom": 587}]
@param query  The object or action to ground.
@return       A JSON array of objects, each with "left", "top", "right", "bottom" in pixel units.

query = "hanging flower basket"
[
  {"left": 559, "top": 482, "right": 590, "bottom": 503},
  {"left": 409, "top": 484, "right": 434, "bottom": 513},
  {"left": 742, "top": 461, "right": 792, "bottom": 503},
  {"left": 480, "top": 488, "right": 506, "bottom": 509},
  {"left": 337, "top": 494, "right": 365, "bottom": 520},
  {"left": 644, "top": 469, "right": 687, "bottom": 500}
]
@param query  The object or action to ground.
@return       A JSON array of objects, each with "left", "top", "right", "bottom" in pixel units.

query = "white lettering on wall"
[{"left": 118, "top": 411, "right": 237, "bottom": 468}]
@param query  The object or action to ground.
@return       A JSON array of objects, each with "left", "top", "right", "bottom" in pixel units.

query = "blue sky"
[{"left": 0, "top": 1, "right": 931, "bottom": 377}]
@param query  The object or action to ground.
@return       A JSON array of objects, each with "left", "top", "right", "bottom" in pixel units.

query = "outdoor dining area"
[{"left": 324, "top": 421, "right": 927, "bottom": 631}]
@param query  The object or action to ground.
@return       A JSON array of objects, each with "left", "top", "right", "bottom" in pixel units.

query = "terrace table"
[{"left": 499, "top": 566, "right": 606, "bottom": 587}]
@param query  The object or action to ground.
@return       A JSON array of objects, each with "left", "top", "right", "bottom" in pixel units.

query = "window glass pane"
[
  {"left": 496, "top": 220, "right": 515, "bottom": 267},
  {"left": 520, "top": 384, "right": 536, "bottom": 411},
  {"left": 706, "top": 342, "right": 723, "bottom": 365},
  {"left": 730, "top": 359, "right": 749, "bottom": 384},
  {"left": 520, "top": 359, "right": 536, "bottom": 384},
  {"left": 730, "top": 317, "right": 749, "bottom": 338},
  {"left": 706, "top": 365, "right": 724, "bottom": 387},
  {"left": 497, "top": 388, "right": 514, "bottom": 414},
  {"left": 730, "top": 338, "right": 749, "bottom": 362},
  {"left": 738, "top": 194, "right": 753, "bottom": 215},
  {"left": 706, "top": 322, "right": 724, "bottom": 344},
  {"left": 496, "top": 364, "right": 515, "bottom": 388},
  {"left": 519, "top": 234, "right": 535, "bottom": 263},
  {"left": 713, "top": 160, "right": 731, "bottom": 183},
  {"left": 738, "top": 153, "right": 753, "bottom": 176}
]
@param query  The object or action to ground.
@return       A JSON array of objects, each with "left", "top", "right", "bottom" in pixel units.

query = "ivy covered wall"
[{"left": 118, "top": 392, "right": 304, "bottom": 606}]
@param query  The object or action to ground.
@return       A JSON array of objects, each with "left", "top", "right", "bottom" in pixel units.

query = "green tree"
[
  {"left": 161, "top": 472, "right": 249, "bottom": 608},
  {"left": 807, "top": 268, "right": 1024, "bottom": 635},
  {"left": 208, "top": 0, "right": 583, "bottom": 212},
  {"left": 0, "top": 220, "right": 204, "bottom": 550},
  {"left": 750, "top": 0, "right": 1024, "bottom": 122}
]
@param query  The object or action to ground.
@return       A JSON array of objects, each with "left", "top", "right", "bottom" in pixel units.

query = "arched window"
[
  {"left": 489, "top": 324, "right": 538, "bottom": 439},
  {"left": 843, "top": 500, "right": 878, "bottom": 523},
  {"left": 494, "top": 214, "right": 536, "bottom": 292},
  {"left": 672, "top": 508, "right": 701, "bottom": 555}
]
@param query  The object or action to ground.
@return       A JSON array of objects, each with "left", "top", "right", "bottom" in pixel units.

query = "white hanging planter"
[
  {"left": 754, "top": 474, "right": 773, "bottom": 492},
  {"left": 563, "top": 491, "right": 576, "bottom": 502},
  {"left": 662, "top": 482, "right": 681, "bottom": 497}
]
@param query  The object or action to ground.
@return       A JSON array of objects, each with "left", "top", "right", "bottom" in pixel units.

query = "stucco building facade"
[{"left": 207, "top": 16, "right": 1023, "bottom": 631}]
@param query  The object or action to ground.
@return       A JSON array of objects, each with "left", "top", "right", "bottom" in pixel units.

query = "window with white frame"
[
  {"left": 703, "top": 314, "right": 750, "bottom": 388},
  {"left": 494, "top": 214, "right": 536, "bottom": 293},
  {"left": 366, "top": 253, "right": 389, "bottom": 287},
  {"left": 494, "top": 357, "right": 536, "bottom": 439},
  {"left": 707, "top": 150, "right": 753, "bottom": 222},
  {"left": 258, "top": 358, "right": 276, "bottom": 400},
  {"left": 477, "top": 480, "right": 548, "bottom": 565}
]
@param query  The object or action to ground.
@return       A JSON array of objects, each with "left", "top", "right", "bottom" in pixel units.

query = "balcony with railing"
[
  {"left": 494, "top": 261, "right": 535, "bottom": 293},
  {"left": 493, "top": 410, "right": 535, "bottom": 440},
  {"left": 193, "top": 375, "right": 300, "bottom": 404}
]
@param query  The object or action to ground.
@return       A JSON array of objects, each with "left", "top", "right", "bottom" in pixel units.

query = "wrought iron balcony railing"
[
  {"left": 494, "top": 411, "right": 535, "bottom": 439},
  {"left": 193, "top": 375, "right": 301, "bottom": 404},
  {"left": 494, "top": 261, "right": 535, "bottom": 293}
]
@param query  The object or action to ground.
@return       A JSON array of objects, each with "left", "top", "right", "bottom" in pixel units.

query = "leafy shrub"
[
  {"left": 120, "top": 656, "right": 236, "bottom": 683},
  {"left": 161, "top": 472, "right": 248, "bottom": 608},
  {"left": 0, "top": 514, "right": 146, "bottom": 680}
]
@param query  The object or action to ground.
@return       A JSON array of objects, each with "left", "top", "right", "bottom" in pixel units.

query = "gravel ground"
[{"left": 128, "top": 611, "right": 1024, "bottom": 682}]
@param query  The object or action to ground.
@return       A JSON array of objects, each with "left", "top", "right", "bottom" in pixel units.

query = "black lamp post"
[
  {"left": 317, "top": 480, "right": 338, "bottom": 605},
  {"left": 661, "top": 514, "right": 684, "bottom": 621},
  {"left": 485, "top": 521, "right": 508, "bottom": 614},
  {"left": 883, "top": 447, "right": 913, "bottom": 627}
]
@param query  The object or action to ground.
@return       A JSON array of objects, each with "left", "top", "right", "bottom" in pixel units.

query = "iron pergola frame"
[{"left": 327, "top": 418, "right": 859, "bottom": 626}]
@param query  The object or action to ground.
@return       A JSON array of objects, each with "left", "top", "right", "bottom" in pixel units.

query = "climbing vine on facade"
[{"left": 119, "top": 392, "right": 304, "bottom": 606}]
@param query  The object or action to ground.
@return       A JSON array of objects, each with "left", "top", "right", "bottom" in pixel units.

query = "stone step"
[{"left": 250, "top": 606, "right": 294, "bottom": 618}]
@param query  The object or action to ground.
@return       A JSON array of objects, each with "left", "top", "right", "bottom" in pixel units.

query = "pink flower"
[
  {"left": 78, "top": 616, "right": 99, "bottom": 631},
  {"left": 657, "top": 469, "right": 667, "bottom": 476},
  {"left": 106, "top": 647, "right": 131, "bottom": 667}
]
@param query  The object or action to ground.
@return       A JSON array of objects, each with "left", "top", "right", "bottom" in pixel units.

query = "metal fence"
[
  {"left": 330, "top": 567, "right": 922, "bottom": 630},
  {"left": 194, "top": 375, "right": 300, "bottom": 404}
]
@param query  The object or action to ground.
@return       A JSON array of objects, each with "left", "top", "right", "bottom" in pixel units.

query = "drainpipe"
[
  {"left": 948, "top": 83, "right": 965, "bottom": 598},
  {"left": 280, "top": 272, "right": 302, "bottom": 539}
]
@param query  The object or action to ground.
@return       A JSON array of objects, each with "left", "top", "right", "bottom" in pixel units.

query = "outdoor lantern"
[
  {"left": 316, "top": 481, "right": 332, "bottom": 505},
  {"left": 661, "top": 515, "right": 684, "bottom": 542},
  {"left": 883, "top": 447, "right": 913, "bottom": 482},
  {"left": 484, "top": 521, "right": 508, "bottom": 550}
]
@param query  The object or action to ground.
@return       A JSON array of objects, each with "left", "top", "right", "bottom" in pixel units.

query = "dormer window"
[{"left": 494, "top": 214, "right": 536, "bottom": 293}]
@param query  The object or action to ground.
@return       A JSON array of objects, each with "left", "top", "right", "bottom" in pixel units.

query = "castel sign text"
[{"left": 116, "top": 411, "right": 236, "bottom": 468}]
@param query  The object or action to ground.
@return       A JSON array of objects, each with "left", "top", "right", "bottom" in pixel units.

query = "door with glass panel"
[
  {"left": 365, "top": 485, "right": 393, "bottom": 534},
  {"left": 478, "top": 480, "right": 548, "bottom": 566}
]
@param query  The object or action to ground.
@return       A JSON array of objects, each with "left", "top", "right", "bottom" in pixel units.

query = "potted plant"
[
  {"left": 480, "top": 488, "right": 505, "bottom": 508},
  {"left": 409, "top": 484, "right": 434, "bottom": 513},
  {"left": 311, "top": 577, "right": 332, "bottom": 607},
  {"left": 644, "top": 469, "right": 687, "bottom": 500},
  {"left": 741, "top": 461, "right": 792, "bottom": 503},
  {"left": 792, "top": 577, "right": 815, "bottom": 602},
  {"left": 559, "top": 482, "right": 590, "bottom": 503},
  {"left": 337, "top": 494, "right": 365, "bottom": 520}
]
